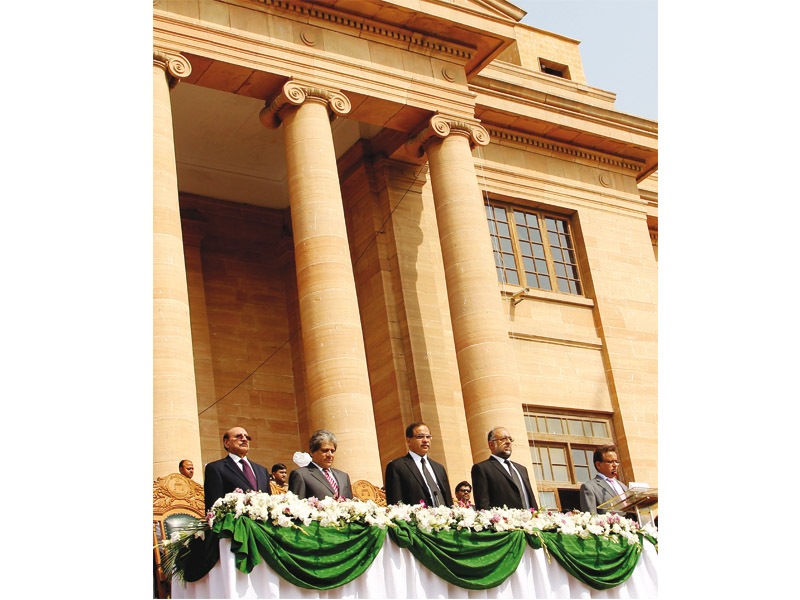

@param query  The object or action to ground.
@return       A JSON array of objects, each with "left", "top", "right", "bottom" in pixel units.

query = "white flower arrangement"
[{"left": 203, "top": 490, "right": 655, "bottom": 546}]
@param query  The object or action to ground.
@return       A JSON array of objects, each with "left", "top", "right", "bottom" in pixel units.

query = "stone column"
[
  {"left": 153, "top": 48, "right": 202, "bottom": 480},
  {"left": 407, "top": 115, "right": 535, "bottom": 480},
  {"left": 260, "top": 80, "right": 382, "bottom": 485}
]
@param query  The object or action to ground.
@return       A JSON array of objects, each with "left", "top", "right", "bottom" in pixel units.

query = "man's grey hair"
[{"left": 309, "top": 429, "right": 337, "bottom": 453}]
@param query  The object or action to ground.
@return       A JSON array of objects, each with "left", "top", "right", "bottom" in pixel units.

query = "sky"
[{"left": 512, "top": 0, "right": 657, "bottom": 120}]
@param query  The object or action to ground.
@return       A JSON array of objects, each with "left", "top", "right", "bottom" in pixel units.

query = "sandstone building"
[{"left": 153, "top": 0, "right": 657, "bottom": 511}]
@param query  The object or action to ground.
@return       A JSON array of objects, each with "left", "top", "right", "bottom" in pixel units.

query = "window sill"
[{"left": 500, "top": 284, "right": 595, "bottom": 308}]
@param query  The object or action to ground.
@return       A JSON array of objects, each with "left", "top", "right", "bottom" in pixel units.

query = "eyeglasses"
[
  {"left": 599, "top": 460, "right": 620, "bottom": 465},
  {"left": 413, "top": 435, "right": 433, "bottom": 440},
  {"left": 457, "top": 489, "right": 471, "bottom": 494},
  {"left": 491, "top": 436, "right": 514, "bottom": 443},
  {"left": 232, "top": 434, "right": 252, "bottom": 441}
]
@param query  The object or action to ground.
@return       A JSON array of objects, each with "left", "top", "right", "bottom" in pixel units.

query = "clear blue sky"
[{"left": 512, "top": 0, "right": 657, "bottom": 121}]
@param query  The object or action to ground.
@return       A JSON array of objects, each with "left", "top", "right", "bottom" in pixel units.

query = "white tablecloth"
[{"left": 172, "top": 537, "right": 658, "bottom": 598}]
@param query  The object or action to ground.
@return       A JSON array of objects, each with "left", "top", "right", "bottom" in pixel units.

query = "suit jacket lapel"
[
  {"left": 597, "top": 475, "right": 618, "bottom": 499},
  {"left": 404, "top": 454, "right": 428, "bottom": 491},
  {"left": 489, "top": 457, "right": 519, "bottom": 488},
  {"left": 224, "top": 456, "right": 252, "bottom": 489},
  {"left": 309, "top": 465, "right": 335, "bottom": 494}
]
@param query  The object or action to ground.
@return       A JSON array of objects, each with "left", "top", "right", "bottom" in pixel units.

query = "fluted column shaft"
[
  {"left": 153, "top": 49, "right": 202, "bottom": 480},
  {"left": 410, "top": 116, "right": 534, "bottom": 478},
  {"left": 261, "top": 81, "right": 382, "bottom": 484}
]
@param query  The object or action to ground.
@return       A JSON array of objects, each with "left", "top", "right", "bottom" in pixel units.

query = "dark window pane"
[
  {"left": 520, "top": 242, "right": 533, "bottom": 257},
  {"left": 569, "top": 280, "right": 580, "bottom": 295},
  {"left": 523, "top": 257, "right": 535, "bottom": 272},
  {"left": 564, "top": 249, "right": 576, "bottom": 263},
  {"left": 591, "top": 422, "right": 608, "bottom": 437},
  {"left": 549, "top": 446, "right": 566, "bottom": 462},
  {"left": 546, "top": 418, "right": 563, "bottom": 434},
  {"left": 556, "top": 219, "right": 566, "bottom": 233},
  {"left": 541, "top": 459, "right": 553, "bottom": 480},
  {"left": 552, "top": 466, "right": 569, "bottom": 481},
  {"left": 539, "top": 491, "right": 557, "bottom": 509},
  {"left": 571, "top": 448, "right": 587, "bottom": 465},
  {"left": 557, "top": 278, "right": 570, "bottom": 293},
  {"left": 532, "top": 244, "right": 545, "bottom": 259},
  {"left": 560, "top": 234, "right": 570, "bottom": 247},
  {"left": 575, "top": 466, "right": 590, "bottom": 483},
  {"left": 525, "top": 415, "right": 537, "bottom": 433},
  {"left": 507, "top": 270, "right": 519, "bottom": 285},
  {"left": 567, "top": 264, "right": 579, "bottom": 279}
]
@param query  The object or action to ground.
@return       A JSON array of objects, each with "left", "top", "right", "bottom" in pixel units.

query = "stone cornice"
[
  {"left": 406, "top": 113, "right": 490, "bottom": 158},
  {"left": 153, "top": 47, "right": 192, "bottom": 89},
  {"left": 225, "top": 0, "right": 475, "bottom": 62},
  {"left": 259, "top": 79, "right": 352, "bottom": 129},
  {"left": 486, "top": 126, "right": 644, "bottom": 173}
]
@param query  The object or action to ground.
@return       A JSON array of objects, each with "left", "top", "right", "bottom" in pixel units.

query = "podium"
[{"left": 598, "top": 487, "right": 658, "bottom": 526}]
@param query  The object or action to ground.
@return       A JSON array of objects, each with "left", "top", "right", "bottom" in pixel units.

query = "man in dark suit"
[
  {"left": 289, "top": 430, "right": 353, "bottom": 500},
  {"left": 203, "top": 426, "right": 270, "bottom": 512},
  {"left": 384, "top": 422, "right": 453, "bottom": 507},
  {"left": 471, "top": 426, "right": 538, "bottom": 511},
  {"left": 580, "top": 445, "right": 629, "bottom": 514}
]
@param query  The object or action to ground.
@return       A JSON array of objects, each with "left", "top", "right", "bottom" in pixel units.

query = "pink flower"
[{"left": 234, "top": 488, "right": 243, "bottom": 493}]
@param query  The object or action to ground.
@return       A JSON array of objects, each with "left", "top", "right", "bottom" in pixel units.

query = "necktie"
[
  {"left": 240, "top": 458, "right": 258, "bottom": 490},
  {"left": 420, "top": 458, "right": 442, "bottom": 507},
  {"left": 323, "top": 468, "right": 339, "bottom": 498},
  {"left": 505, "top": 459, "right": 529, "bottom": 509}
]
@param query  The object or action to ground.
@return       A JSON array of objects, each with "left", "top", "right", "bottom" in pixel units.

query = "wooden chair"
[
  {"left": 153, "top": 473, "right": 205, "bottom": 598},
  {"left": 351, "top": 479, "right": 387, "bottom": 506}
]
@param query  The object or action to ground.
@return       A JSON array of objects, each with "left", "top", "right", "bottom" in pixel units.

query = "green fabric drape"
[
  {"left": 388, "top": 520, "right": 528, "bottom": 590},
  {"left": 530, "top": 531, "right": 643, "bottom": 591},
  {"left": 220, "top": 514, "right": 386, "bottom": 590},
  {"left": 174, "top": 516, "right": 655, "bottom": 592}
]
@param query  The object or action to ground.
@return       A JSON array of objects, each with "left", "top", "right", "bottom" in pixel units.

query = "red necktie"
[
  {"left": 323, "top": 468, "right": 339, "bottom": 498},
  {"left": 241, "top": 459, "right": 258, "bottom": 490}
]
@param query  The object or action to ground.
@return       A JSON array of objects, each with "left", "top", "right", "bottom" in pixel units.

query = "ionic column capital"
[
  {"left": 153, "top": 47, "right": 192, "bottom": 89},
  {"left": 406, "top": 113, "right": 490, "bottom": 158},
  {"left": 259, "top": 79, "right": 352, "bottom": 129}
]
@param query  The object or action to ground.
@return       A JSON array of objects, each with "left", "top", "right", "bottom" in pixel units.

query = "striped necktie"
[{"left": 323, "top": 468, "right": 339, "bottom": 498}]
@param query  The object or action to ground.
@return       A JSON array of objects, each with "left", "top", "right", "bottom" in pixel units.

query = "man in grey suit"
[
  {"left": 471, "top": 426, "right": 538, "bottom": 511},
  {"left": 384, "top": 422, "right": 453, "bottom": 507},
  {"left": 288, "top": 430, "right": 353, "bottom": 500},
  {"left": 580, "top": 445, "right": 629, "bottom": 514},
  {"left": 203, "top": 426, "right": 271, "bottom": 512}
]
